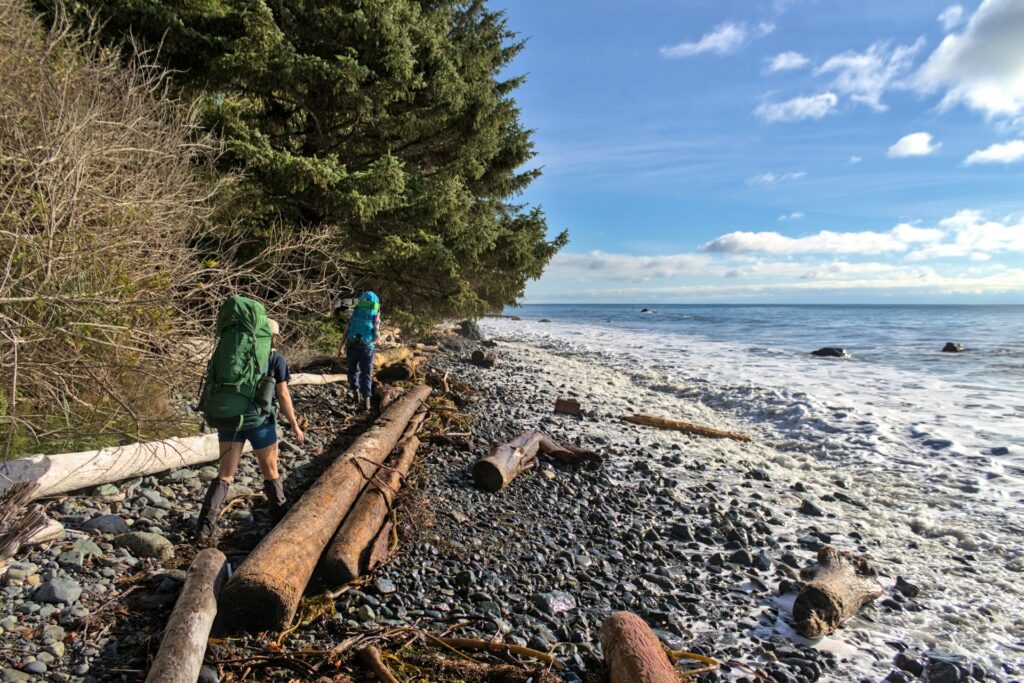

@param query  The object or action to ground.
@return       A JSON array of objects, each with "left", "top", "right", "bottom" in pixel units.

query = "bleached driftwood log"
[
  {"left": 0, "top": 434, "right": 250, "bottom": 500},
  {"left": 472, "top": 431, "right": 602, "bottom": 492},
  {"left": 219, "top": 385, "right": 431, "bottom": 632},
  {"left": 289, "top": 373, "right": 348, "bottom": 386},
  {"left": 792, "top": 546, "right": 883, "bottom": 638},
  {"left": 620, "top": 414, "right": 751, "bottom": 442},
  {"left": 144, "top": 548, "right": 227, "bottom": 683},
  {"left": 600, "top": 611, "right": 678, "bottom": 683},
  {"left": 373, "top": 347, "right": 413, "bottom": 369}
]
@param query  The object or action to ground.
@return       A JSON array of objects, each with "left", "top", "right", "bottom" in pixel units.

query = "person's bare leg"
[
  {"left": 255, "top": 443, "right": 288, "bottom": 520},
  {"left": 197, "top": 441, "right": 244, "bottom": 540}
]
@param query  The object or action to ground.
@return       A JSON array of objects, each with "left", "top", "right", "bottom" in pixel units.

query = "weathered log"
[
  {"left": 473, "top": 431, "right": 602, "bottom": 492},
  {"left": 219, "top": 385, "right": 431, "bottom": 632},
  {"left": 144, "top": 548, "right": 227, "bottom": 683},
  {"left": 0, "top": 434, "right": 252, "bottom": 500},
  {"left": 373, "top": 384, "right": 403, "bottom": 411},
  {"left": 792, "top": 546, "right": 883, "bottom": 638},
  {"left": 376, "top": 355, "right": 425, "bottom": 382},
  {"left": 0, "top": 483, "right": 48, "bottom": 566},
  {"left": 289, "top": 373, "right": 348, "bottom": 386},
  {"left": 471, "top": 349, "right": 498, "bottom": 368},
  {"left": 321, "top": 434, "right": 421, "bottom": 585},
  {"left": 600, "top": 611, "right": 677, "bottom": 683},
  {"left": 373, "top": 346, "right": 413, "bottom": 369},
  {"left": 620, "top": 414, "right": 751, "bottom": 442},
  {"left": 554, "top": 397, "right": 581, "bottom": 416},
  {"left": 366, "top": 519, "right": 394, "bottom": 574}
]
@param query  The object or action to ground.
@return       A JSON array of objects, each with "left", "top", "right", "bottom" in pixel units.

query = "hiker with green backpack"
[
  {"left": 195, "top": 296, "right": 304, "bottom": 542},
  {"left": 341, "top": 290, "right": 381, "bottom": 411}
]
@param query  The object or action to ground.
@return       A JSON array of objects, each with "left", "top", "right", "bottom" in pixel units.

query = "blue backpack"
[{"left": 347, "top": 291, "right": 380, "bottom": 347}]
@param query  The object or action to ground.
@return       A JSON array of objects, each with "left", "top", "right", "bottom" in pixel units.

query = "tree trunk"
[
  {"left": 0, "top": 434, "right": 251, "bottom": 500},
  {"left": 600, "top": 611, "right": 678, "bottom": 683},
  {"left": 792, "top": 546, "right": 883, "bottom": 638},
  {"left": 218, "top": 385, "right": 431, "bottom": 632},
  {"left": 289, "top": 373, "right": 348, "bottom": 386},
  {"left": 373, "top": 347, "right": 413, "bottom": 369},
  {"left": 473, "top": 431, "right": 602, "bottom": 492},
  {"left": 321, "top": 433, "right": 420, "bottom": 585},
  {"left": 144, "top": 548, "right": 227, "bottom": 683},
  {"left": 620, "top": 414, "right": 751, "bottom": 442}
]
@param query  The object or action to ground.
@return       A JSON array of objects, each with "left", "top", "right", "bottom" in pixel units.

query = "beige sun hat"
[{"left": 268, "top": 319, "right": 280, "bottom": 335}]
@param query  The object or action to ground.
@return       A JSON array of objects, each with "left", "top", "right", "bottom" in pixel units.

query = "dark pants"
[{"left": 347, "top": 344, "right": 374, "bottom": 397}]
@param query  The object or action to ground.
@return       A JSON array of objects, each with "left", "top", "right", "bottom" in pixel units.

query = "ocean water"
[{"left": 484, "top": 304, "right": 1024, "bottom": 671}]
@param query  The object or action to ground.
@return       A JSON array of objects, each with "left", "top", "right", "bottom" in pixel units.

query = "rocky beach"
[{"left": 0, "top": 325, "right": 1020, "bottom": 682}]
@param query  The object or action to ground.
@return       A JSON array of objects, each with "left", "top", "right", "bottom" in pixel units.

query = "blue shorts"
[{"left": 217, "top": 421, "right": 278, "bottom": 449}]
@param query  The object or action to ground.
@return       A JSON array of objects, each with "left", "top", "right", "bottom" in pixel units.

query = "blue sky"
[{"left": 497, "top": 0, "right": 1024, "bottom": 303}]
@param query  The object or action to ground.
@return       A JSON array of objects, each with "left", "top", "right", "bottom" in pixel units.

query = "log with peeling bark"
[
  {"left": 0, "top": 434, "right": 252, "bottom": 500},
  {"left": 373, "top": 384, "right": 403, "bottom": 411},
  {"left": 620, "top": 414, "right": 751, "bottom": 442},
  {"left": 792, "top": 546, "right": 883, "bottom": 638},
  {"left": 373, "top": 346, "right": 413, "bottom": 369},
  {"left": 219, "top": 385, "right": 431, "bottom": 632},
  {"left": 600, "top": 611, "right": 678, "bottom": 683},
  {"left": 289, "top": 373, "right": 348, "bottom": 386},
  {"left": 473, "top": 431, "right": 603, "bottom": 492},
  {"left": 144, "top": 548, "right": 227, "bottom": 683},
  {"left": 321, "top": 432, "right": 421, "bottom": 585}
]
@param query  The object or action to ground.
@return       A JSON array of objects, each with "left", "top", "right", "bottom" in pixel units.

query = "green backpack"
[{"left": 200, "top": 296, "right": 274, "bottom": 430}]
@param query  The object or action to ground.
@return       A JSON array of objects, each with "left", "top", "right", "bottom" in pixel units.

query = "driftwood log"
[
  {"left": 472, "top": 431, "right": 602, "bottom": 492},
  {"left": 289, "top": 373, "right": 348, "bottom": 386},
  {"left": 376, "top": 355, "right": 425, "bottom": 382},
  {"left": 373, "top": 384, "right": 403, "bottom": 411},
  {"left": 792, "top": 546, "right": 883, "bottom": 638},
  {"left": 600, "top": 611, "right": 677, "bottom": 683},
  {"left": 144, "top": 548, "right": 227, "bottom": 683},
  {"left": 219, "top": 385, "right": 431, "bottom": 632},
  {"left": 357, "top": 646, "right": 400, "bottom": 683},
  {"left": 620, "top": 414, "right": 751, "bottom": 442},
  {"left": 373, "top": 346, "right": 413, "bottom": 369},
  {"left": 321, "top": 413, "right": 424, "bottom": 585},
  {"left": 554, "top": 398, "right": 581, "bottom": 416},
  {"left": 0, "top": 434, "right": 252, "bottom": 499}
]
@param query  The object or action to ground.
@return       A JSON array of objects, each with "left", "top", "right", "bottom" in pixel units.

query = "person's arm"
[
  {"left": 338, "top": 319, "right": 350, "bottom": 357},
  {"left": 373, "top": 312, "right": 381, "bottom": 344},
  {"left": 276, "top": 382, "right": 304, "bottom": 445}
]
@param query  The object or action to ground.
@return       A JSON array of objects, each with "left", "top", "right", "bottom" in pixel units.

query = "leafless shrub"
[{"left": 0, "top": 1, "right": 347, "bottom": 458}]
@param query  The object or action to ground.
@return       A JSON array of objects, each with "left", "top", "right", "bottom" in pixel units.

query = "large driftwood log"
[
  {"left": 144, "top": 548, "right": 227, "bottom": 683},
  {"left": 600, "top": 611, "right": 678, "bottom": 683},
  {"left": 376, "top": 355, "right": 425, "bottom": 382},
  {"left": 373, "top": 384, "right": 403, "bottom": 411},
  {"left": 321, "top": 432, "right": 421, "bottom": 585},
  {"left": 620, "top": 414, "right": 751, "bottom": 442},
  {"left": 472, "top": 431, "right": 603, "bottom": 492},
  {"left": 792, "top": 546, "right": 883, "bottom": 638},
  {"left": 373, "top": 347, "right": 413, "bottom": 369},
  {"left": 289, "top": 373, "right": 348, "bottom": 386},
  {"left": 0, "top": 434, "right": 251, "bottom": 500},
  {"left": 219, "top": 385, "right": 431, "bottom": 632}
]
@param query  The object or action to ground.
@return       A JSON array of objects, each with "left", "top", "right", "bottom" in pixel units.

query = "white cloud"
[
  {"left": 661, "top": 22, "right": 748, "bottom": 58},
  {"left": 914, "top": 0, "right": 1024, "bottom": 119},
  {"left": 548, "top": 251, "right": 715, "bottom": 281},
  {"left": 939, "top": 5, "right": 965, "bottom": 31},
  {"left": 755, "top": 92, "right": 839, "bottom": 122},
  {"left": 848, "top": 155, "right": 863, "bottom": 164},
  {"left": 907, "top": 210, "right": 1024, "bottom": 259},
  {"left": 964, "top": 139, "right": 1024, "bottom": 165},
  {"left": 748, "top": 171, "right": 806, "bottom": 185},
  {"left": 703, "top": 229, "right": 910, "bottom": 255},
  {"left": 756, "top": 22, "right": 777, "bottom": 37},
  {"left": 817, "top": 39, "right": 925, "bottom": 111},
  {"left": 888, "top": 132, "right": 941, "bottom": 157},
  {"left": 767, "top": 51, "right": 810, "bottom": 73},
  {"left": 779, "top": 212, "right": 805, "bottom": 221}
]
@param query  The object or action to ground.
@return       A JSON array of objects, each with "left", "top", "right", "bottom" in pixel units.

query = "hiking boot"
[
  {"left": 263, "top": 477, "right": 289, "bottom": 523},
  {"left": 195, "top": 478, "right": 229, "bottom": 544},
  {"left": 349, "top": 387, "right": 360, "bottom": 405},
  {"left": 363, "top": 394, "right": 372, "bottom": 412}
]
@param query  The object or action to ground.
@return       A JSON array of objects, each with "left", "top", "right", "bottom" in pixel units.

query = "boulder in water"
[
  {"left": 640, "top": 308, "right": 656, "bottom": 314},
  {"left": 942, "top": 342, "right": 964, "bottom": 353},
  {"left": 811, "top": 347, "right": 848, "bottom": 358},
  {"left": 538, "top": 318, "right": 551, "bottom": 323}
]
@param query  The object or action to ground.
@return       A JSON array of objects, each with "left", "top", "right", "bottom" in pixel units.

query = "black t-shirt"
[{"left": 268, "top": 351, "right": 290, "bottom": 413}]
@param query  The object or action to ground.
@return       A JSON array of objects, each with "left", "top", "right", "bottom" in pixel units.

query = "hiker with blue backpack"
[
  {"left": 342, "top": 291, "right": 381, "bottom": 411},
  {"left": 195, "top": 297, "right": 304, "bottom": 542}
]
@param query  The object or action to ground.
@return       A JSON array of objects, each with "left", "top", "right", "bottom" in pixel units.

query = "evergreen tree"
[{"left": 47, "top": 0, "right": 566, "bottom": 327}]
